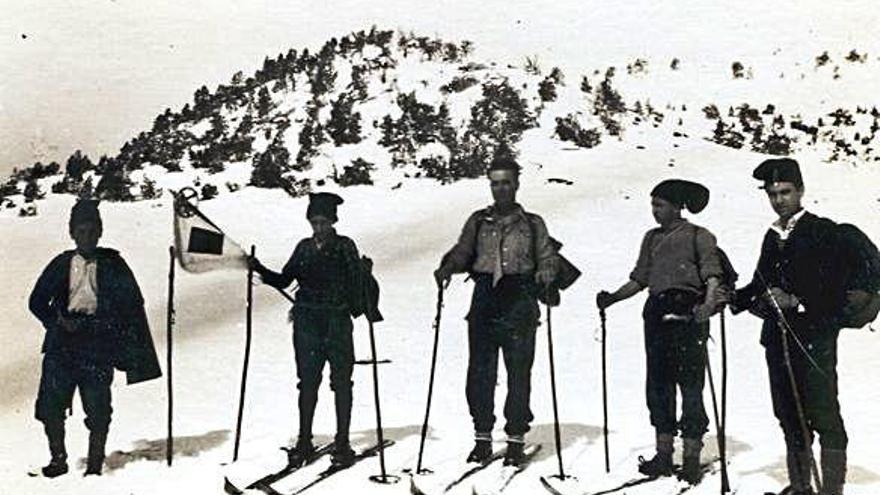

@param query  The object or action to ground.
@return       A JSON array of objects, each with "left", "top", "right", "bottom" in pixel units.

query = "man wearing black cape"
[{"left": 29, "top": 199, "right": 162, "bottom": 477}]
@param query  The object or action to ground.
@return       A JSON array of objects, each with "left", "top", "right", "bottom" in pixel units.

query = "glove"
[
  {"left": 434, "top": 265, "right": 453, "bottom": 288},
  {"left": 596, "top": 291, "right": 616, "bottom": 310},
  {"left": 767, "top": 287, "right": 800, "bottom": 310},
  {"left": 247, "top": 255, "right": 266, "bottom": 275},
  {"left": 535, "top": 266, "right": 555, "bottom": 288}
]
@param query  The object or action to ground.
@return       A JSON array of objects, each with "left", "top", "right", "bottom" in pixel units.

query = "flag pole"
[
  {"left": 166, "top": 246, "right": 176, "bottom": 466},
  {"left": 233, "top": 245, "right": 255, "bottom": 462}
]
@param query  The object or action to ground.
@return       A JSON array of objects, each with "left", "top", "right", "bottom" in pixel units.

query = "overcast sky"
[{"left": 1, "top": 0, "right": 877, "bottom": 177}]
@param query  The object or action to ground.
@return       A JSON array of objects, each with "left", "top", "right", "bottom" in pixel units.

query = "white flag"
[{"left": 172, "top": 188, "right": 247, "bottom": 273}]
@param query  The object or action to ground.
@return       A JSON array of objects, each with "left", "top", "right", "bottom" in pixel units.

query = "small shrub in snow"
[
  {"left": 593, "top": 68, "right": 626, "bottom": 136},
  {"left": 538, "top": 77, "right": 558, "bottom": 102},
  {"left": 440, "top": 76, "right": 478, "bottom": 94},
  {"left": 711, "top": 120, "right": 746, "bottom": 149},
  {"left": 19, "top": 204, "right": 37, "bottom": 217},
  {"left": 419, "top": 155, "right": 454, "bottom": 183},
  {"left": 336, "top": 158, "right": 375, "bottom": 187},
  {"left": 140, "top": 177, "right": 163, "bottom": 199},
  {"left": 0, "top": 179, "right": 22, "bottom": 198},
  {"left": 226, "top": 182, "right": 241, "bottom": 193},
  {"left": 702, "top": 105, "right": 721, "bottom": 120},
  {"left": 200, "top": 183, "right": 219, "bottom": 200},
  {"left": 555, "top": 116, "right": 602, "bottom": 148},
  {"left": 23, "top": 179, "right": 45, "bottom": 203}
]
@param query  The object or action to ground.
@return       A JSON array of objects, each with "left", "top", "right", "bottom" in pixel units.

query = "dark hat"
[
  {"left": 306, "top": 192, "right": 344, "bottom": 222},
  {"left": 69, "top": 199, "right": 102, "bottom": 228},
  {"left": 753, "top": 158, "right": 803, "bottom": 188},
  {"left": 651, "top": 179, "right": 710, "bottom": 214}
]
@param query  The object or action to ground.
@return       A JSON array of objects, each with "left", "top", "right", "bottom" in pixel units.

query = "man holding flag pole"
[{"left": 248, "top": 192, "right": 382, "bottom": 469}]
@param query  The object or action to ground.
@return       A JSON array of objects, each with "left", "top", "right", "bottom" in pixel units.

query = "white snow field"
[{"left": 2, "top": 135, "right": 879, "bottom": 495}]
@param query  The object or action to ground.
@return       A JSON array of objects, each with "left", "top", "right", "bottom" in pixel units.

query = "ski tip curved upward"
[{"left": 223, "top": 476, "right": 244, "bottom": 495}]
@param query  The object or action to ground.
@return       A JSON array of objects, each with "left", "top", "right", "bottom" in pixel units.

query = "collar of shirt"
[
  {"left": 69, "top": 253, "right": 99, "bottom": 315},
  {"left": 771, "top": 208, "right": 807, "bottom": 240},
  {"left": 484, "top": 203, "right": 527, "bottom": 226},
  {"left": 659, "top": 218, "right": 688, "bottom": 233}
]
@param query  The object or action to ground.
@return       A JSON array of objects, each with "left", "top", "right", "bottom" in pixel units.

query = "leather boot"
[
  {"left": 820, "top": 448, "right": 846, "bottom": 495},
  {"left": 84, "top": 430, "right": 107, "bottom": 476},
  {"left": 466, "top": 433, "right": 493, "bottom": 464},
  {"left": 638, "top": 432, "right": 674, "bottom": 477},
  {"left": 503, "top": 435, "right": 525, "bottom": 466},
  {"left": 679, "top": 437, "right": 704, "bottom": 484},
  {"left": 41, "top": 422, "right": 68, "bottom": 478},
  {"left": 786, "top": 449, "right": 815, "bottom": 494}
]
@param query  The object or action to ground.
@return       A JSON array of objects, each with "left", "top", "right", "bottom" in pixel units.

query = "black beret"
[
  {"left": 306, "top": 192, "right": 344, "bottom": 222},
  {"left": 651, "top": 179, "right": 710, "bottom": 214},
  {"left": 753, "top": 158, "right": 803, "bottom": 188}
]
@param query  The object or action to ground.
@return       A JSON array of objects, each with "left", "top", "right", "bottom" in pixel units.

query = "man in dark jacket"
[
  {"left": 251, "top": 192, "right": 379, "bottom": 469},
  {"left": 731, "top": 158, "right": 848, "bottom": 495},
  {"left": 434, "top": 156, "right": 558, "bottom": 467},
  {"left": 597, "top": 179, "right": 723, "bottom": 484},
  {"left": 29, "top": 200, "right": 161, "bottom": 477}
]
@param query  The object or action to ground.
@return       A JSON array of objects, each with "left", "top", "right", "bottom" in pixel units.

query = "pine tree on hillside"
[
  {"left": 327, "top": 94, "right": 363, "bottom": 146},
  {"left": 23, "top": 178, "right": 45, "bottom": 203},
  {"left": 257, "top": 87, "right": 273, "bottom": 117},
  {"left": 251, "top": 138, "right": 291, "bottom": 188},
  {"left": 95, "top": 161, "right": 135, "bottom": 201}
]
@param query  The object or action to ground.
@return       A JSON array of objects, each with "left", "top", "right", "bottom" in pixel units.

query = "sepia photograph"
[{"left": 1, "top": 1, "right": 878, "bottom": 494}]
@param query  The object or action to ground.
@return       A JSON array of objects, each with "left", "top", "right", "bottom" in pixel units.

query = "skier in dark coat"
[
  {"left": 28, "top": 199, "right": 162, "bottom": 477},
  {"left": 434, "top": 155, "right": 558, "bottom": 467},
  {"left": 250, "top": 192, "right": 378, "bottom": 468},
  {"left": 597, "top": 179, "right": 723, "bottom": 484},
  {"left": 730, "top": 158, "right": 849, "bottom": 495}
]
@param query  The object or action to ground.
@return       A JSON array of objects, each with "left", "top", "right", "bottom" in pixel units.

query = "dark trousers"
[
  {"left": 466, "top": 275, "right": 539, "bottom": 438},
  {"left": 765, "top": 329, "right": 847, "bottom": 451},
  {"left": 642, "top": 295, "right": 709, "bottom": 439},
  {"left": 291, "top": 305, "right": 354, "bottom": 446},
  {"left": 35, "top": 351, "right": 114, "bottom": 433}
]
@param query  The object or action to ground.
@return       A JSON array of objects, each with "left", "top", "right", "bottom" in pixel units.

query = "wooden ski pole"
[
  {"left": 600, "top": 307, "right": 610, "bottom": 473},
  {"left": 719, "top": 311, "right": 730, "bottom": 493},
  {"left": 416, "top": 287, "right": 444, "bottom": 474},
  {"left": 166, "top": 246, "right": 175, "bottom": 466},
  {"left": 546, "top": 304, "right": 568, "bottom": 479},
  {"left": 367, "top": 316, "right": 398, "bottom": 484},
  {"left": 704, "top": 341, "right": 727, "bottom": 494},
  {"left": 233, "top": 246, "right": 255, "bottom": 462}
]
